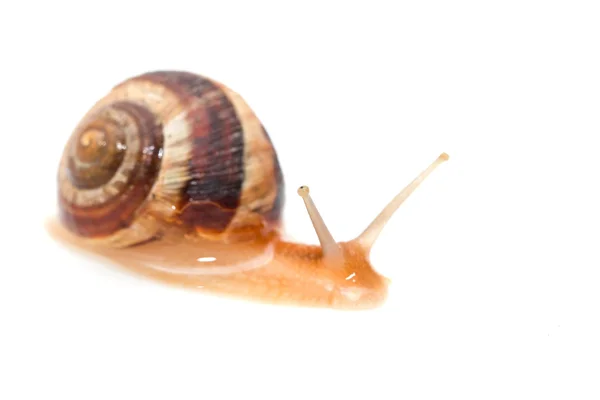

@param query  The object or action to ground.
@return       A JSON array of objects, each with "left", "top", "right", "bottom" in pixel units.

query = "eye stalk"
[
  {"left": 298, "top": 152, "right": 449, "bottom": 263},
  {"left": 354, "top": 152, "right": 449, "bottom": 252},
  {"left": 297, "top": 185, "right": 344, "bottom": 265}
]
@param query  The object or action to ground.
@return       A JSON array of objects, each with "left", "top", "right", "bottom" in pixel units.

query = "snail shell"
[{"left": 57, "top": 71, "right": 284, "bottom": 248}]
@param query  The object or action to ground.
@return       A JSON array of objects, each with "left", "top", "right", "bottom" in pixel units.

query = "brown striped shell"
[{"left": 57, "top": 71, "right": 284, "bottom": 248}]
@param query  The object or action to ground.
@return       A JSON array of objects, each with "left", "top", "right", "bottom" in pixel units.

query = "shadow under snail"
[{"left": 47, "top": 70, "right": 449, "bottom": 310}]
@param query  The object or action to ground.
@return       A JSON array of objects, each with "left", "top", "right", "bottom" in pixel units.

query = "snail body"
[{"left": 51, "top": 70, "right": 448, "bottom": 309}]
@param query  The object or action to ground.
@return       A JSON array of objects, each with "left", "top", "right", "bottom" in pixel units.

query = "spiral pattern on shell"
[{"left": 57, "top": 71, "right": 284, "bottom": 247}]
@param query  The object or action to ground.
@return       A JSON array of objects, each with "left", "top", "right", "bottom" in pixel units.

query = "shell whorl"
[{"left": 57, "top": 71, "right": 284, "bottom": 247}]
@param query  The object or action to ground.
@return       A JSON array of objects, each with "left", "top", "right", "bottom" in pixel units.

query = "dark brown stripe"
[
  {"left": 59, "top": 101, "right": 163, "bottom": 237},
  {"left": 137, "top": 71, "right": 245, "bottom": 233}
]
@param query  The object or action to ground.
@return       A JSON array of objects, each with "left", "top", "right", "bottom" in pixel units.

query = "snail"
[{"left": 48, "top": 70, "right": 449, "bottom": 310}]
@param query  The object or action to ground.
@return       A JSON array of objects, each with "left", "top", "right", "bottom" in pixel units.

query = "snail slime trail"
[{"left": 50, "top": 70, "right": 449, "bottom": 310}]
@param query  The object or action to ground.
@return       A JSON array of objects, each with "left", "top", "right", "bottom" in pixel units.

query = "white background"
[{"left": 1, "top": 1, "right": 599, "bottom": 399}]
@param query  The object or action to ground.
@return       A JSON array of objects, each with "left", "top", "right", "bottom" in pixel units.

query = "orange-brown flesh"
[{"left": 46, "top": 218, "right": 389, "bottom": 310}]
